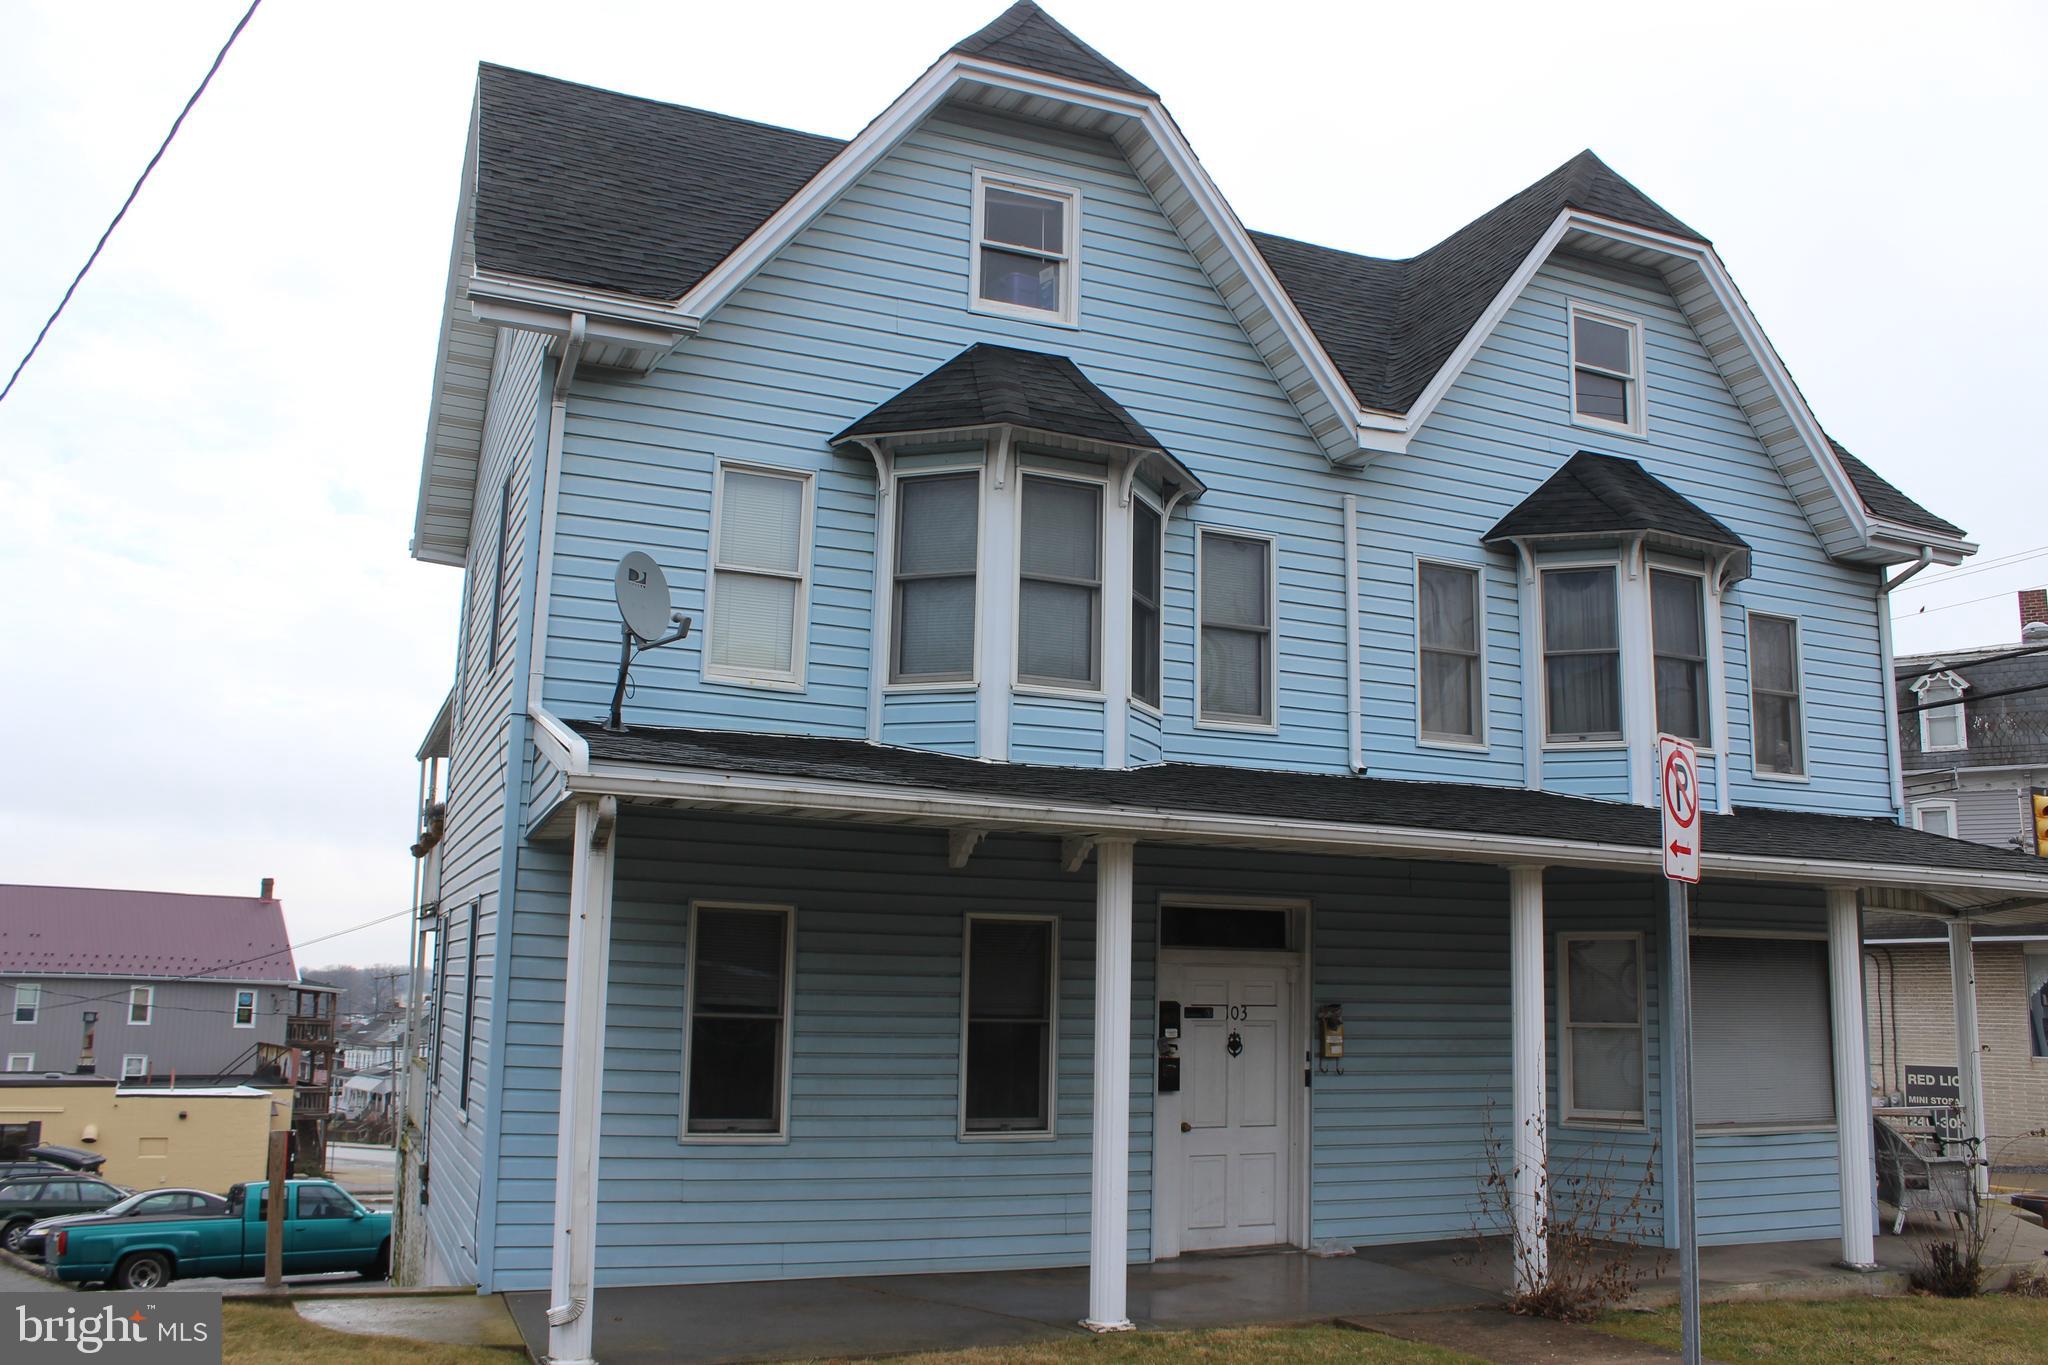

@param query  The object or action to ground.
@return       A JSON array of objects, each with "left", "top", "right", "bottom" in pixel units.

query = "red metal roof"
[{"left": 0, "top": 884, "right": 298, "bottom": 983}]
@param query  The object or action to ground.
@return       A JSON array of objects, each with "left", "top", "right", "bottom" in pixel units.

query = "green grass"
[
  {"left": 1593, "top": 1295, "right": 2048, "bottom": 1363},
  {"left": 802, "top": 1325, "right": 1477, "bottom": 1364}
]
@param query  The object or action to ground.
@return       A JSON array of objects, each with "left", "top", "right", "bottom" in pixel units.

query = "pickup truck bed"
[{"left": 49, "top": 1179, "right": 391, "bottom": 1290}]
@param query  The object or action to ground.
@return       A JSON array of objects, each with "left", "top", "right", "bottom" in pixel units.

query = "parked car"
[
  {"left": 47, "top": 1179, "right": 390, "bottom": 1289},
  {"left": 0, "top": 1174, "right": 129, "bottom": 1252},
  {"left": 0, "top": 1161, "right": 60, "bottom": 1183},
  {"left": 21, "top": 1187, "right": 228, "bottom": 1258}
]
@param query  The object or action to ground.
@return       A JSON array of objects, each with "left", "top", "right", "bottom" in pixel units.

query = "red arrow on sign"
[{"left": 1669, "top": 841, "right": 1692, "bottom": 857}]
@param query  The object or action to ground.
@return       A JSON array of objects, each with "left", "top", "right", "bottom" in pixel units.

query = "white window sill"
[
  {"left": 1130, "top": 697, "right": 1164, "bottom": 721},
  {"left": 702, "top": 670, "right": 806, "bottom": 694},
  {"left": 1014, "top": 682, "right": 1105, "bottom": 703},
  {"left": 1559, "top": 1116, "right": 1649, "bottom": 1133},
  {"left": 1750, "top": 768, "right": 1810, "bottom": 784},
  {"left": 968, "top": 297, "right": 1080, "bottom": 330},
  {"left": 958, "top": 1129, "right": 1058, "bottom": 1143},
  {"left": 1541, "top": 740, "right": 1628, "bottom": 752},
  {"left": 1569, "top": 415, "right": 1648, "bottom": 441},
  {"left": 677, "top": 1133, "right": 790, "bottom": 1146},
  {"left": 1420, "top": 735, "right": 1489, "bottom": 753},
  {"left": 885, "top": 679, "right": 978, "bottom": 693},
  {"left": 1194, "top": 717, "right": 1279, "bottom": 735}
]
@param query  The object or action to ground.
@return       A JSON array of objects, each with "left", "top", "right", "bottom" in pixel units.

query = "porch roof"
[{"left": 547, "top": 718, "right": 2048, "bottom": 917}]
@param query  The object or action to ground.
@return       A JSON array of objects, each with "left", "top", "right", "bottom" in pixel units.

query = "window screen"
[
  {"left": 1749, "top": 614, "right": 1804, "bottom": 774},
  {"left": 963, "top": 918, "right": 1054, "bottom": 1134},
  {"left": 1691, "top": 938, "right": 1833, "bottom": 1127},
  {"left": 893, "top": 473, "right": 979, "bottom": 682},
  {"left": 687, "top": 907, "right": 791, "bottom": 1135},
  {"left": 1562, "top": 935, "right": 1644, "bottom": 1122},
  {"left": 1131, "top": 501, "right": 1161, "bottom": 709},
  {"left": 1419, "top": 563, "right": 1482, "bottom": 742},
  {"left": 710, "top": 467, "right": 808, "bottom": 678},
  {"left": 1200, "top": 533, "right": 1271, "bottom": 723},
  {"left": 1652, "top": 571, "right": 1707, "bottom": 742},
  {"left": 1543, "top": 568, "right": 1621, "bottom": 742},
  {"left": 1018, "top": 476, "right": 1101, "bottom": 688}
]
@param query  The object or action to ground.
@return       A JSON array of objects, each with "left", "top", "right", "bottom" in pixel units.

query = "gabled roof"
[
  {"left": 1252, "top": 150, "right": 1703, "bottom": 416},
  {"left": 1484, "top": 451, "right": 1752, "bottom": 576},
  {"left": 833, "top": 343, "right": 1163, "bottom": 449},
  {"left": 1826, "top": 437, "right": 1963, "bottom": 538},
  {"left": 0, "top": 885, "right": 299, "bottom": 983},
  {"left": 949, "top": 0, "right": 1154, "bottom": 97}
]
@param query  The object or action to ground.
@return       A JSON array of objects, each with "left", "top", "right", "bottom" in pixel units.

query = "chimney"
[
  {"left": 2022, "top": 589, "right": 2048, "bottom": 641},
  {"left": 260, "top": 877, "right": 276, "bottom": 900}
]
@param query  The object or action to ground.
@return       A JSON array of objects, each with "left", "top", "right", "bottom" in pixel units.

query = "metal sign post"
[{"left": 1659, "top": 734, "right": 1702, "bottom": 1365}]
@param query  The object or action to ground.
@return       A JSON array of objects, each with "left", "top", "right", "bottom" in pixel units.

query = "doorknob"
[{"left": 1180, "top": 1121, "right": 1192, "bottom": 1133}]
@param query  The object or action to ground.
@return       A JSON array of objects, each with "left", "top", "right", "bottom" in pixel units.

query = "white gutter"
[
  {"left": 526, "top": 314, "right": 586, "bottom": 718},
  {"left": 1343, "top": 494, "right": 1362, "bottom": 772},
  {"left": 559, "top": 759, "right": 2048, "bottom": 900},
  {"left": 1885, "top": 546, "right": 1936, "bottom": 593},
  {"left": 530, "top": 704, "right": 590, "bottom": 776}
]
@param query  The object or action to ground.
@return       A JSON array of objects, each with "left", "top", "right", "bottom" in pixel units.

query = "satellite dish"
[{"left": 614, "top": 552, "right": 673, "bottom": 642}]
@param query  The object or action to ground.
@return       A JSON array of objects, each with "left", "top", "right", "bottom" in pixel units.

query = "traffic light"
[{"left": 2033, "top": 789, "right": 2048, "bottom": 858}]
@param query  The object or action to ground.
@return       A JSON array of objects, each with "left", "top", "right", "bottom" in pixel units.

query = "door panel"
[{"left": 1160, "top": 959, "right": 1293, "bottom": 1252}]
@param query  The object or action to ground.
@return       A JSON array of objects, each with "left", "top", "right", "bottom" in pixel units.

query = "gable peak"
[{"left": 949, "top": 2, "right": 1156, "bottom": 97}]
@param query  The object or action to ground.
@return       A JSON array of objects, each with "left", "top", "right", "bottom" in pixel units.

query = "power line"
[
  {"left": 1892, "top": 545, "right": 2048, "bottom": 594},
  {"left": 0, "top": 0, "right": 263, "bottom": 408},
  {"left": 1891, "top": 586, "right": 2035, "bottom": 620}
]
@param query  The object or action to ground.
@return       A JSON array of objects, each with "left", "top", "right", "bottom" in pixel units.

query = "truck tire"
[
  {"left": 362, "top": 1239, "right": 391, "bottom": 1280},
  {"left": 0, "top": 1219, "right": 30, "bottom": 1254},
  {"left": 113, "top": 1252, "right": 173, "bottom": 1291}
]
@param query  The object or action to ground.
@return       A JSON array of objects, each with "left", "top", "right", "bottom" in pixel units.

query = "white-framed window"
[
  {"left": 1130, "top": 497, "right": 1163, "bottom": 711},
  {"left": 892, "top": 471, "right": 980, "bottom": 684},
  {"left": 1691, "top": 936, "right": 1834, "bottom": 1129},
  {"left": 1197, "top": 529, "right": 1275, "bottom": 727},
  {"left": 1569, "top": 303, "right": 1645, "bottom": 436},
  {"left": 1917, "top": 674, "right": 1967, "bottom": 752},
  {"left": 12, "top": 984, "right": 38, "bottom": 1024},
  {"left": 707, "top": 462, "right": 813, "bottom": 686},
  {"left": 960, "top": 915, "right": 1058, "bottom": 1138},
  {"left": 233, "top": 989, "right": 257, "bottom": 1028},
  {"left": 1559, "top": 933, "right": 1646, "bottom": 1126},
  {"left": 1748, "top": 612, "right": 1806, "bottom": 777},
  {"left": 1914, "top": 800, "right": 1958, "bottom": 840},
  {"left": 121, "top": 1054, "right": 148, "bottom": 1080},
  {"left": 970, "top": 169, "right": 1079, "bottom": 325},
  {"left": 1651, "top": 569, "right": 1708, "bottom": 744},
  {"left": 683, "top": 902, "right": 795, "bottom": 1140},
  {"left": 4, "top": 1054, "right": 31, "bottom": 1073},
  {"left": 128, "top": 985, "right": 153, "bottom": 1026},
  {"left": 1541, "top": 566, "right": 1622, "bottom": 743},
  {"left": 1417, "top": 560, "right": 1485, "bottom": 745},
  {"left": 1016, "top": 473, "right": 1103, "bottom": 690}
]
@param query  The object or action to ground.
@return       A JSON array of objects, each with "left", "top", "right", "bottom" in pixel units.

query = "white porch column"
[
  {"left": 1085, "top": 837, "right": 1137, "bottom": 1332},
  {"left": 1508, "top": 865, "right": 1548, "bottom": 1291},
  {"left": 546, "top": 797, "right": 618, "bottom": 1365},
  {"left": 1948, "top": 920, "right": 1991, "bottom": 1197},
  {"left": 1826, "top": 887, "right": 1876, "bottom": 1269}
]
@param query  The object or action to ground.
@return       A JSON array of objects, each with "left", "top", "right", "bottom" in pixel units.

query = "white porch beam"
[
  {"left": 1826, "top": 887, "right": 1877, "bottom": 1269},
  {"left": 1508, "top": 864, "right": 1548, "bottom": 1291},
  {"left": 546, "top": 797, "right": 618, "bottom": 1365},
  {"left": 1085, "top": 837, "right": 1137, "bottom": 1332},
  {"left": 1947, "top": 920, "right": 1990, "bottom": 1198}
]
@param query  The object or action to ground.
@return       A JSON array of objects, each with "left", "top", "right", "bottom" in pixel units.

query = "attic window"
[
  {"left": 1570, "top": 305, "right": 1645, "bottom": 436},
  {"left": 971, "top": 171, "right": 1078, "bottom": 325}
]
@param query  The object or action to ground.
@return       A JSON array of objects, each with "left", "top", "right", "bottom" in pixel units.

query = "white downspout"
[
  {"left": 1876, "top": 551, "right": 1927, "bottom": 817},
  {"left": 1343, "top": 494, "right": 1362, "bottom": 773},
  {"left": 526, "top": 313, "right": 587, "bottom": 717}
]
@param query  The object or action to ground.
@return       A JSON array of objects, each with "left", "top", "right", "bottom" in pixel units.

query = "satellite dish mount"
[{"left": 606, "top": 551, "right": 692, "bottom": 732}]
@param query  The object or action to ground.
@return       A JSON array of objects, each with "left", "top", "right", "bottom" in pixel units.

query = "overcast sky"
[{"left": 2, "top": 0, "right": 2043, "bottom": 967}]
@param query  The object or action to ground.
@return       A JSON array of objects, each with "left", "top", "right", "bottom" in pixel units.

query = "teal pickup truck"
[{"left": 47, "top": 1179, "right": 390, "bottom": 1289}]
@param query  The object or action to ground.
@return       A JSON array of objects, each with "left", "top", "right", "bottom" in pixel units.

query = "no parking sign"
[{"left": 1661, "top": 734, "right": 1701, "bottom": 883}]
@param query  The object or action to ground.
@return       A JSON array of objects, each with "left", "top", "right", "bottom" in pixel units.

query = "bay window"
[
  {"left": 1542, "top": 567, "right": 1621, "bottom": 743},
  {"left": 892, "top": 472, "right": 980, "bottom": 684},
  {"left": 1131, "top": 500, "right": 1162, "bottom": 709},
  {"left": 1016, "top": 475, "right": 1102, "bottom": 689},
  {"left": 1651, "top": 570, "right": 1707, "bottom": 742}
]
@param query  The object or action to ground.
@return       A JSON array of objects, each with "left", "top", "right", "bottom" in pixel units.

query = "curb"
[{"left": 0, "top": 1247, "right": 60, "bottom": 1284}]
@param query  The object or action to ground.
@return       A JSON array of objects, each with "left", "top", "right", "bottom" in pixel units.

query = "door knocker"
[{"left": 1226, "top": 1030, "right": 1243, "bottom": 1058}]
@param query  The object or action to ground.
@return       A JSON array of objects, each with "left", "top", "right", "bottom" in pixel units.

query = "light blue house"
[{"left": 398, "top": 5, "right": 2048, "bottom": 1357}]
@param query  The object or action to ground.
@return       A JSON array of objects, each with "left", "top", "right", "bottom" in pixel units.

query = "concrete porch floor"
[{"left": 504, "top": 1212, "right": 2048, "bottom": 1364}]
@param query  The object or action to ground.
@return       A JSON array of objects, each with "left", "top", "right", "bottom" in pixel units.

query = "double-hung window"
[
  {"left": 1418, "top": 562, "right": 1484, "bottom": 744},
  {"left": 893, "top": 473, "right": 979, "bottom": 683},
  {"left": 962, "top": 916, "right": 1057, "bottom": 1136},
  {"left": 1560, "top": 934, "right": 1646, "bottom": 1125},
  {"left": 234, "top": 988, "right": 257, "bottom": 1029},
  {"left": 12, "top": 984, "right": 38, "bottom": 1024},
  {"left": 684, "top": 904, "right": 794, "bottom": 1138},
  {"left": 1651, "top": 570, "right": 1708, "bottom": 742},
  {"left": 1017, "top": 475, "right": 1103, "bottom": 689},
  {"left": 971, "top": 172, "right": 1078, "bottom": 324},
  {"left": 1199, "top": 531, "right": 1274, "bottom": 726},
  {"left": 1130, "top": 500, "right": 1162, "bottom": 709},
  {"left": 1914, "top": 802, "right": 1957, "bottom": 839},
  {"left": 1541, "top": 567, "right": 1622, "bottom": 742},
  {"left": 1570, "top": 305, "right": 1644, "bottom": 435},
  {"left": 128, "top": 986, "right": 153, "bottom": 1026},
  {"left": 1919, "top": 675, "right": 1967, "bottom": 752},
  {"left": 1748, "top": 614, "right": 1805, "bottom": 775},
  {"left": 707, "top": 464, "right": 812, "bottom": 685}
]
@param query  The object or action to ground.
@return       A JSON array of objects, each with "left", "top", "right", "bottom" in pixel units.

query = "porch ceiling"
[{"left": 531, "top": 717, "right": 2048, "bottom": 917}]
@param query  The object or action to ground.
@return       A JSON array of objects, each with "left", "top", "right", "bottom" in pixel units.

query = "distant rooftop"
[{"left": 0, "top": 884, "right": 298, "bottom": 983}]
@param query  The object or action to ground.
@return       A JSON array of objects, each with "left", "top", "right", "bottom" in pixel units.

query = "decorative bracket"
[
  {"left": 591, "top": 795, "right": 618, "bottom": 851},
  {"left": 947, "top": 827, "right": 987, "bottom": 870},
  {"left": 1061, "top": 834, "right": 1101, "bottom": 874}
]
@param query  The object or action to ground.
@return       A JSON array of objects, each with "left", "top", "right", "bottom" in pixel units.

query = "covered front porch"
[{"left": 520, "top": 715, "right": 2048, "bottom": 1364}]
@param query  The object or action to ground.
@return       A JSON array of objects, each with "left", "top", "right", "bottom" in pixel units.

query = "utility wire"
[
  {"left": 0, "top": 0, "right": 263, "bottom": 407},
  {"left": 1891, "top": 586, "right": 2039, "bottom": 620},
  {"left": 1892, "top": 545, "right": 2048, "bottom": 594}
]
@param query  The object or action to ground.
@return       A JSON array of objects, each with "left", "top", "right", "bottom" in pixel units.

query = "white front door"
[{"left": 1160, "top": 958, "right": 1293, "bottom": 1252}]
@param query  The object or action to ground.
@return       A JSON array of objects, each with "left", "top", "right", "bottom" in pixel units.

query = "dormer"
[{"left": 1910, "top": 668, "right": 1970, "bottom": 754}]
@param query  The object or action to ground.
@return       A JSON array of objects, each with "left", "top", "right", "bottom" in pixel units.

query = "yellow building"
[{"left": 0, "top": 1078, "right": 293, "bottom": 1194}]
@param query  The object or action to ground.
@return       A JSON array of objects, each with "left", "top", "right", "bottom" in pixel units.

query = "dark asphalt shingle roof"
[
  {"left": 1483, "top": 452, "right": 1751, "bottom": 552},
  {"left": 569, "top": 721, "right": 2048, "bottom": 885},
  {"left": 950, "top": 2, "right": 1155, "bottom": 97},
  {"left": 833, "top": 343, "right": 1163, "bottom": 449},
  {"left": 1826, "top": 437, "right": 1964, "bottom": 538}
]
